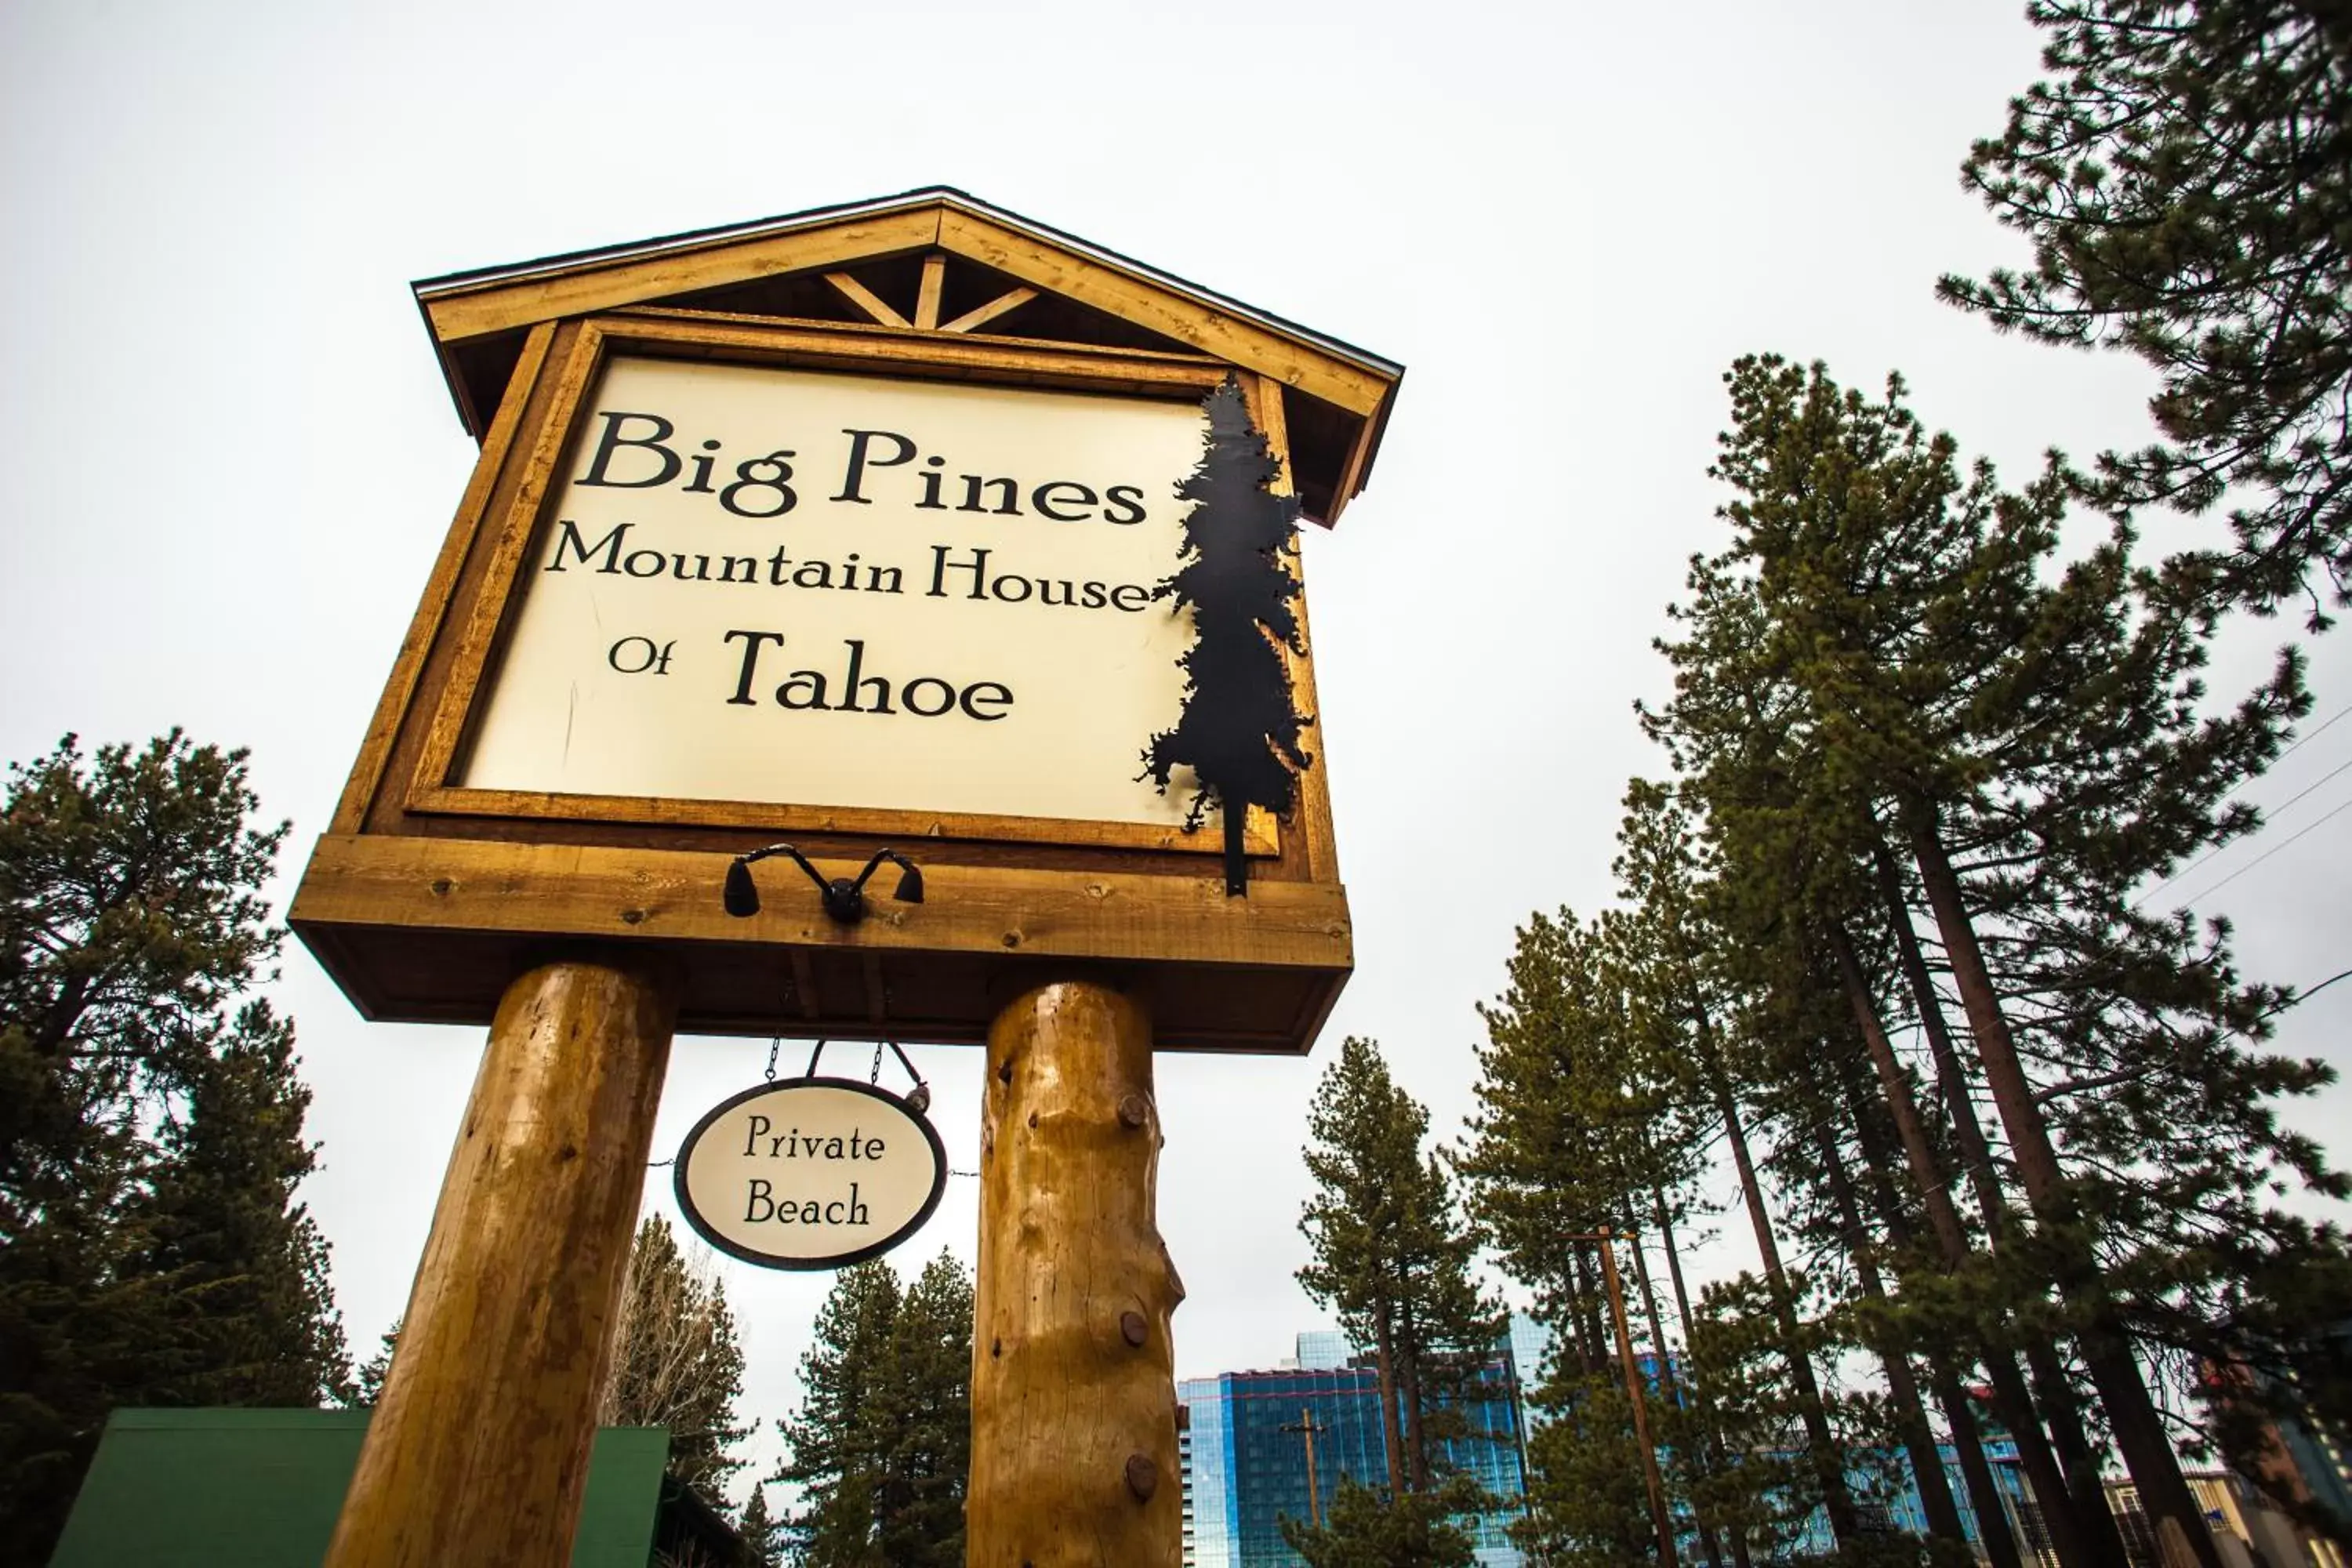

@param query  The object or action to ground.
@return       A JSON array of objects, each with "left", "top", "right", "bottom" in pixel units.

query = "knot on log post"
[
  {"left": 1124, "top": 1454, "right": 1158, "bottom": 1501},
  {"left": 1117, "top": 1094, "right": 1150, "bottom": 1128},
  {"left": 1120, "top": 1311, "right": 1149, "bottom": 1348}
]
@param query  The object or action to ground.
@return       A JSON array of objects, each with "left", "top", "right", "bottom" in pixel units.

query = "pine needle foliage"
[
  {"left": 0, "top": 732, "right": 349, "bottom": 1563},
  {"left": 1944, "top": 1, "right": 2352, "bottom": 618}
]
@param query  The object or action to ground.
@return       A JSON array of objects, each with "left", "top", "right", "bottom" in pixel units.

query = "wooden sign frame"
[{"left": 292, "top": 310, "right": 1352, "bottom": 1054}]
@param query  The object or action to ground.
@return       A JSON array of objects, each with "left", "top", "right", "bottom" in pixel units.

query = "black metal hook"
[{"left": 722, "top": 844, "right": 924, "bottom": 924}]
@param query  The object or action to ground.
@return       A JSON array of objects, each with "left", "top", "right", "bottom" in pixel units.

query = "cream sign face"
[
  {"left": 459, "top": 356, "right": 1210, "bottom": 833},
  {"left": 674, "top": 1080, "right": 948, "bottom": 1269}
]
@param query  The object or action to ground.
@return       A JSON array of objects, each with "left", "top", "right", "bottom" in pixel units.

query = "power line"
[
  {"left": 2271, "top": 699, "right": 2352, "bottom": 771},
  {"left": 2135, "top": 704, "right": 2352, "bottom": 907},
  {"left": 2169, "top": 793, "right": 2352, "bottom": 908}
]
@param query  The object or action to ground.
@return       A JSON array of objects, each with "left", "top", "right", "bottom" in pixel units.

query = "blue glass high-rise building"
[{"left": 1179, "top": 1331, "right": 1529, "bottom": 1568}]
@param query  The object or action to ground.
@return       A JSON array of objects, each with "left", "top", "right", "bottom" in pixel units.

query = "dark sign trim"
[{"left": 672, "top": 1076, "right": 949, "bottom": 1271}]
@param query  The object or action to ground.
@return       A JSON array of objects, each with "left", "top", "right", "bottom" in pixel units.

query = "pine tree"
[
  {"left": 779, "top": 1260, "right": 898, "bottom": 1568},
  {"left": 739, "top": 1482, "right": 781, "bottom": 1568},
  {"left": 1139, "top": 374, "right": 1312, "bottom": 893},
  {"left": 601, "top": 1215, "right": 749, "bottom": 1506},
  {"left": 775, "top": 1254, "right": 971, "bottom": 1567},
  {"left": 1646, "top": 355, "right": 2349, "bottom": 1568},
  {"left": 1943, "top": 1, "right": 2352, "bottom": 615},
  {"left": 869, "top": 1251, "right": 971, "bottom": 1568},
  {"left": 0, "top": 732, "right": 349, "bottom": 1561},
  {"left": 353, "top": 1317, "right": 401, "bottom": 1405},
  {"left": 1280, "top": 1472, "right": 1485, "bottom": 1568},
  {"left": 1298, "top": 1036, "right": 1501, "bottom": 1497}
]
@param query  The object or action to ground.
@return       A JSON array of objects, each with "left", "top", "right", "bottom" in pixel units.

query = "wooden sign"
[
  {"left": 673, "top": 1079, "right": 948, "bottom": 1269},
  {"left": 289, "top": 190, "right": 1405, "bottom": 1057},
  {"left": 301, "top": 191, "right": 1406, "bottom": 1568}
]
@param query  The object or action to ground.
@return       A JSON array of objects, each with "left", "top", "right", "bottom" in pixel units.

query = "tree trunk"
[
  {"left": 1807, "top": 1109, "right": 1969, "bottom": 1548},
  {"left": 1907, "top": 813, "right": 2220, "bottom": 1568},
  {"left": 1657, "top": 1188, "right": 1755, "bottom": 1568},
  {"left": 325, "top": 953, "right": 679, "bottom": 1568},
  {"left": 1396, "top": 1302, "right": 1432, "bottom": 1493},
  {"left": 968, "top": 979, "right": 1182, "bottom": 1567},
  {"left": 1872, "top": 847, "right": 2129, "bottom": 1568},
  {"left": 1632, "top": 1231, "right": 1726, "bottom": 1568},
  {"left": 1700, "top": 1018, "right": 1860, "bottom": 1549},
  {"left": 1831, "top": 916, "right": 2118, "bottom": 1568},
  {"left": 1370, "top": 1297, "right": 1407, "bottom": 1495}
]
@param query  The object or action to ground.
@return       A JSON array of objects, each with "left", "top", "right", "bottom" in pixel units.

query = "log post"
[
  {"left": 969, "top": 978, "right": 1182, "bottom": 1567},
  {"left": 324, "top": 953, "right": 680, "bottom": 1568}
]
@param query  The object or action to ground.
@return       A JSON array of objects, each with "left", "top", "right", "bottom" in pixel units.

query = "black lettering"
[
  {"left": 775, "top": 670, "right": 830, "bottom": 710},
  {"left": 579, "top": 412, "right": 681, "bottom": 488},
  {"left": 833, "top": 429, "right": 918, "bottom": 503},
  {"left": 547, "top": 518, "right": 630, "bottom": 573},
  {"left": 837, "top": 640, "right": 895, "bottom": 714},
  {"left": 956, "top": 475, "right": 1021, "bottom": 515},
  {"left": 826, "top": 1200, "right": 845, "bottom": 1223},
  {"left": 866, "top": 564, "right": 905, "bottom": 594},
  {"left": 723, "top": 630, "right": 785, "bottom": 705},
  {"left": 624, "top": 550, "right": 666, "bottom": 579},
  {"left": 1081, "top": 581, "right": 1109, "bottom": 609},
  {"left": 742, "top": 1114, "right": 771, "bottom": 1157},
  {"left": 1032, "top": 481, "right": 1098, "bottom": 521},
  {"left": 916, "top": 456, "right": 948, "bottom": 510},
  {"left": 866, "top": 1138, "right": 884, "bottom": 1160},
  {"left": 792, "top": 560, "right": 834, "bottom": 589},
  {"left": 720, "top": 452, "right": 798, "bottom": 517},
  {"left": 1039, "top": 579, "right": 1077, "bottom": 607},
  {"left": 902, "top": 677, "right": 956, "bottom": 717},
  {"left": 683, "top": 439, "right": 722, "bottom": 494},
  {"left": 848, "top": 1181, "right": 869, "bottom": 1225},
  {"left": 1102, "top": 484, "right": 1147, "bottom": 524},
  {"left": 1112, "top": 583, "right": 1149, "bottom": 612},
  {"left": 717, "top": 554, "right": 760, "bottom": 583},
  {"left": 992, "top": 574, "right": 1033, "bottom": 604},
  {"left": 928, "top": 545, "right": 992, "bottom": 601},
  {"left": 961, "top": 681, "right": 1014, "bottom": 721},
  {"left": 744, "top": 1178, "right": 775, "bottom": 1223}
]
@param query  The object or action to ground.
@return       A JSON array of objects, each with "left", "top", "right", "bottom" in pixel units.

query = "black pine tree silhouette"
[{"left": 1139, "top": 375, "right": 1312, "bottom": 895}]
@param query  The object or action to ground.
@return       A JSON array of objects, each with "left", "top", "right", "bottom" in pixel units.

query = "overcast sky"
[{"left": 5, "top": 0, "right": 2347, "bottom": 1504}]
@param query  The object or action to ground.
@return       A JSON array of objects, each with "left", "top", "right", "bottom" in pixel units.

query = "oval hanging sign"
[{"left": 674, "top": 1078, "right": 947, "bottom": 1270}]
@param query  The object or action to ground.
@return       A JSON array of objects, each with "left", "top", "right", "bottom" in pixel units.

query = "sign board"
[
  {"left": 459, "top": 356, "right": 1222, "bottom": 840},
  {"left": 289, "top": 191, "right": 1403, "bottom": 1057},
  {"left": 673, "top": 1080, "right": 948, "bottom": 1269}
]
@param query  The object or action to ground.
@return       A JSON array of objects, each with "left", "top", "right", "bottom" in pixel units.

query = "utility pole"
[
  {"left": 1567, "top": 1228, "right": 1679, "bottom": 1568},
  {"left": 1281, "top": 1407, "right": 1330, "bottom": 1527}
]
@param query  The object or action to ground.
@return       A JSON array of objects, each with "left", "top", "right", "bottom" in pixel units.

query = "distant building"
[{"left": 1180, "top": 1326, "right": 1530, "bottom": 1568}]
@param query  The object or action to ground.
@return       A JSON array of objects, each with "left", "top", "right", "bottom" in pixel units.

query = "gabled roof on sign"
[{"left": 410, "top": 187, "right": 1404, "bottom": 524}]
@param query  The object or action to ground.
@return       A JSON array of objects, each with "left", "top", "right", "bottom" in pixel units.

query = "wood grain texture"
[
  {"left": 969, "top": 980, "right": 1181, "bottom": 1567},
  {"left": 422, "top": 211, "right": 942, "bottom": 341},
  {"left": 1241, "top": 375, "right": 1341, "bottom": 887},
  {"left": 938, "top": 209, "right": 1388, "bottom": 416},
  {"left": 914, "top": 253, "right": 946, "bottom": 330},
  {"left": 824, "top": 270, "right": 913, "bottom": 328},
  {"left": 328, "top": 323, "right": 557, "bottom": 833},
  {"left": 321, "top": 954, "right": 679, "bottom": 1568},
  {"left": 940, "top": 286, "right": 1039, "bottom": 335},
  {"left": 291, "top": 833, "right": 1351, "bottom": 970}
]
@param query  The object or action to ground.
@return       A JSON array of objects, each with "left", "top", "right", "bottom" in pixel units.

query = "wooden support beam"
[
  {"left": 940, "top": 285, "right": 1038, "bottom": 334},
  {"left": 422, "top": 210, "right": 942, "bottom": 342},
  {"left": 322, "top": 953, "right": 680, "bottom": 1568},
  {"left": 824, "top": 270, "right": 912, "bottom": 328},
  {"left": 914, "top": 253, "right": 946, "bottom": 330},
  {"left": 969, "top": 980, "right": 1181, "bottom": 1566}
]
